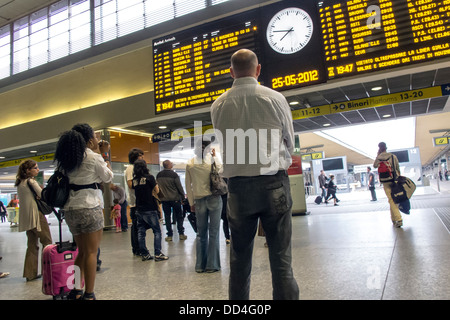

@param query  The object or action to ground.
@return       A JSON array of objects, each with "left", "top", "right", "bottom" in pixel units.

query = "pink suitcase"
[{"left": 42, "top": 210, "right": 78, "bottom": 299}]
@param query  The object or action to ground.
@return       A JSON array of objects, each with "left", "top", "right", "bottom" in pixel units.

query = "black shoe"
[
  {"left": 67, "top": 289, "right": 84, "bottom": 300},
  {"left": 82, "top": 292, "right": 96, "bottom": 300},
  {"left": 155, "top": 253, "right": 169, "bottom": 261},
  {"left": 142, "top": 253, "right": 153, "bottom": 261}
]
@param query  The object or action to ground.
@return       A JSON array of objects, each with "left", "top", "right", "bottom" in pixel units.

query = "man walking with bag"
[{"left": 373, "top": 142, "right": 402, "bottom": 227}]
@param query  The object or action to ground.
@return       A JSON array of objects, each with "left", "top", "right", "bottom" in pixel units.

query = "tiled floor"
[{"left": 1, "top": 180, "right": 449, "bottom": 300}]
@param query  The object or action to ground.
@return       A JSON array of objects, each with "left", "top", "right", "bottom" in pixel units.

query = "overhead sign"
[
  {"left": 292, "top": 84, "right": 447, "bottom": 120},
  {"left": 433, "top": 136, "right": 449, "bottom": 146},
  {"left": 0, "top": 153, "right": 54, "bottom": 169},
  {"left": 302, "top": 152, "right": 324, "bottom": 161}
]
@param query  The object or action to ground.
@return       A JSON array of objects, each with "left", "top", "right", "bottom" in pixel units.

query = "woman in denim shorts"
[{"left": 54, "top": 123, "right": 113, "bottom": 300}]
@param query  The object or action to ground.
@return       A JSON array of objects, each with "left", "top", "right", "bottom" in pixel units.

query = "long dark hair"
[
  {"left": 133, "top": 159, "right": 150, "bottom": 179},
  {"left": 14, "top": 159, "right": 37, "bottom": 186},
  {"left": 54, "top": 123, "right": 94, "bottom": 173}
]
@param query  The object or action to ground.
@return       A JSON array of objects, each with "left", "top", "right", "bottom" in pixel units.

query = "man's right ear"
[{"left": 230, "top": 67, "right": 235, "bottom": 79}]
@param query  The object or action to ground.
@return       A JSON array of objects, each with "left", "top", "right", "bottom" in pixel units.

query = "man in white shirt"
[
  {"left": 124, "top": 148, "right": 144, "bottom": 255},
  {"left": 210, "top": 49, "right": 299, "bottom": 300}
]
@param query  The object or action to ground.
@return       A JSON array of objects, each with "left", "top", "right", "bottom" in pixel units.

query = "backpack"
[
  {"left": 378, "top": 156, "right": 395, "bottom": 183},
  {"left": 41, "top": 170, "right": 70, "bottom": 208},
  {"left": 391, "top": 176, "right": 416, "bottom": 204}
]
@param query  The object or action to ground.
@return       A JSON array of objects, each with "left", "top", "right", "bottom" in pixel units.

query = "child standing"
[{"left": 111, "top": 199, "right": 122, "bottom": 232}]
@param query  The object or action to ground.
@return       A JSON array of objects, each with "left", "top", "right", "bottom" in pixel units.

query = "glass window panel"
[
  {"left": 0, "top": 37, "right": 9, "bottom": 47},
  {"left": 0, "top": 28, "right": 10, "bottom": 47},
  {"left": 13, "top": 48, "right": 29, "bottom": 73},
  {"left": 71, "top": 23, "right": 90, "bottom": 42},
  {"left": 99, "top": 0, "right": 117, "bottom": 17},
  {"left": 95, "top": 13, "right": 117, "bottom": 44},
  {"left": 118, "top": 3, "right": 143, "bottom": 25},
  {"left": 30, "top": 29, "right": 48, "bottom": 45},
  {"left": 71, "top": 24, "right": 91, "bottom": 53},
  {"left": 0, "top": 45, "right": 9, "bottom": 57},
  {"left": 100, "top": 14, "right": 117, "bottom": 31},
  {"left": 30, "top": 41, "right": 48, "bottom": 68},
  {"left": 13, "top": 37, "right": 29, "bottom": 52},
  {"left": 70, "top": 11, "right": 90, "bottom": 29},
  {"left": 50, "top": 8, "right": 69, "bottom": 25},
  {"left": 70, "top": 0, "right": 90, "bottom": 15},
  {"left": 146, "top": 0, "right": 173, "bottom": 11},
  {"left": 13, "top": 25, "right": 28, "bottom": 41},
  {"left": 30, "top": 8, "right": 48, "bottom": 33},
  {"left": 0, "top": 55, "right": 10, "bottom": 79},
  {"left": 145, "top": 0, "right": 174, "bottom": 27},
  {"left": 118, "top": 5, "right": 144, "bottom": 37},
  {"left": 117, "top": 0, "right": 142, "bottom": 10},
  {"left": 49, "top": 20, "right": 69, "bottom": 37},
  {"left": 30, "top": 19, "right": 48, "bottom": 34},
  {"left": 50, "top": 0, "right": 69, "bottom": 15},
  {"left": 14, "top": 17, "right": 29, "bottom": 31},
  {"left": 175, "top": 0, "right": 206, "bottom": 18},
  {"left": 49, "top": 32, "right": 69, "bottom": 60}
]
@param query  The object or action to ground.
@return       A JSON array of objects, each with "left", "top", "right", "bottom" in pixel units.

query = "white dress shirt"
[
  {"left": 211, "top": 77, "right": 294, "bottom": 178},
  {"left": 64, "top": 148, "right": 114, "bottom": 210}
]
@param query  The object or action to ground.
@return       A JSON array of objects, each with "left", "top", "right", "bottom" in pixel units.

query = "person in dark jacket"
[
  {"left": 156, "top": 160, "right": 187, "bottom": 241},
  {"left": 324, "top": 175, "right": 339, "bottom": 206}
]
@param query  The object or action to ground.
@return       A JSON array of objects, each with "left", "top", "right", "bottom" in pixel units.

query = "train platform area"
[{"left": 0, "top": 180, "right": 449, "bottom": 301}]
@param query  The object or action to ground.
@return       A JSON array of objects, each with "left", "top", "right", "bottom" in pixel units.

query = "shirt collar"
[{"left": 232, "top": 77, "right": 258, "bottom": 87}]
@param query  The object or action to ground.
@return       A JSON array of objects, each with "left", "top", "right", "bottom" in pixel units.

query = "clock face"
[{"left": 266, "top": 7, "right": 313, "bottom": 55}]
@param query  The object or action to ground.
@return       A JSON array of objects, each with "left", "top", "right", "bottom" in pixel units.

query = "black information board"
[
  {"left": 153, "top": 0, "right": 450, "bottom": 114},
  {"left": 321, "top": 0, "right": 450, "bottom": 79}
]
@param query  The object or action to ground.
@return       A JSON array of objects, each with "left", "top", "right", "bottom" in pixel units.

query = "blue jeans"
[
  {"left": 136, "top": 210, "right": 162, "bottom": 256},
  {"left": 195, "top": 195, "right": 222, "bottom": 272},
  {"left": 227, "top": 170, "right": 299, "bottom": 300}
]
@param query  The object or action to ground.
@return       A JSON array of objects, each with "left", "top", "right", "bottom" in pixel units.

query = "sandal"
[
  {"left": 82, "top": 292, "right": 96, "bottom": 300},
  {"left": 67, "top": 289, "right": 84, "bottom": 300}
]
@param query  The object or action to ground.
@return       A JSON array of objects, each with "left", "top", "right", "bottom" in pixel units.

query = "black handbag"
[
  {"left": 210, "top": 162, "right": 228, "bottom": 196},
  {"left": 41, "top": 170, "right": 70, "bottom": 208},
  {"left": 27, "top": 180, "right": 54, "bottom": 215}
]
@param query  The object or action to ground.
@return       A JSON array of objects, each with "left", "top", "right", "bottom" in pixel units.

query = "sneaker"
[
  {"left": 165, "top": 236, "right": 173, "bottom": 242},
  {"left": 141, "top": 253, "right": 153, "bottom": 261},
  {"left": 393, "top": 220, "right": 403, "bottom": 228},
  {"left": 155, "top": 253, "right": 169, "bottom": 261},
  {"left": 179, "top": 234, "right": 187, "bottom": 240}
]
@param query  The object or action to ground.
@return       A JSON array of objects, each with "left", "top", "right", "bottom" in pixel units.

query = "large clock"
[{"left": 266, "top": 7, "right": 313, "bottom": 55}]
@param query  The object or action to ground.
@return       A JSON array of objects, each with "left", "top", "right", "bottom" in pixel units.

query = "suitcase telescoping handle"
[{"left": 52, "top": 209, "right": 77, "bottom": 253}]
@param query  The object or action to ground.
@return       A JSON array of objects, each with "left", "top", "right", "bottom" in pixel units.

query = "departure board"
[
  {"left": 321, "top": 0, "right": 450, "bottom": 79},
  {"left": 153, "top": 2, "right": 327, "bottom": 114},
  {"left": 153, "top": 0, "right": 450, "bottom": 114},
  {"left": 153, "top": 12, "right": 258, "bottom": 114}
]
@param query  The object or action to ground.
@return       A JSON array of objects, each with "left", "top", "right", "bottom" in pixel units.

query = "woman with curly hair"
[
  {"left": 54, "top": 123, "right": 113, "bottom": 300},
  {"left": 15, "top": 159, "right": 52, "bottom": 281}
]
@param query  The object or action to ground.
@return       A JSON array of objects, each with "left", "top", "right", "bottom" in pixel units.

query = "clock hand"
[{"left": 280, "top": 27, "right": 294, "bottom": 41}]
